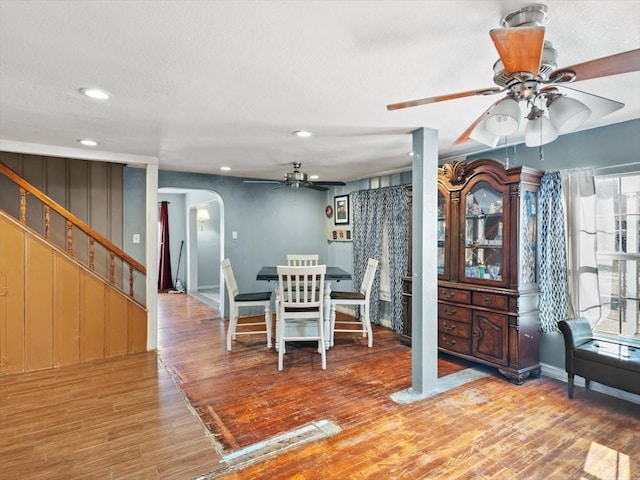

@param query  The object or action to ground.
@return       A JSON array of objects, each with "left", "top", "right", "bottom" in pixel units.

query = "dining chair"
[
  {"left": 286, "top": 254, "right": 319, "bottom": 266},
  {"left": 330, "top": 258, "right": 379, "bottom": 348},
  {"left": 276, "top": 264, "right": 326, "bottom": 370},
  {"left": 276, "top": 254, "right": 320, "bottom": 320},
  {"left": 221, "top": 258, "right": 272, "bottom": 351}
]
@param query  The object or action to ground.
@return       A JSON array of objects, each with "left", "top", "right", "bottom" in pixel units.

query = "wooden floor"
[
  {"left": 2, "top": 293, "right": 639, "bottom": 479},
  {"left": 0, "top": 350, "right": 222, "bottom": 479}
]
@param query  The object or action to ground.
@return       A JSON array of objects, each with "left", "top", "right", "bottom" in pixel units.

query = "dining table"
[{"left": 256, "top": 266, "right": 352, "bottom": 349}]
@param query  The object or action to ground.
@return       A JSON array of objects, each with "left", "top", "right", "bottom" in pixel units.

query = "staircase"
[{"left": 0, "top": 161, "right": 147, "bottom": 375}]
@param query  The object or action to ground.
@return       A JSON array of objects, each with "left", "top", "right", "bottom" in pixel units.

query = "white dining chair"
[
  {"left": 286, "top": 254, "right": 319, "bottom": 266},
  {"left": 276, "top": 264, "right": 326, "bottom": 370},
  {"left": 276, "top": 254, "right": 320, "bottom": 323},
  {"left": 221, "top": 258, "right": 272, "bottom": 351},
  {"left": 330, "top": 258, "right": 379, "bottom": 348}
]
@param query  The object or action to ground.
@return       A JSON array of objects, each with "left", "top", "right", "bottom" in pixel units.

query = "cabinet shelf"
[{"left": 466, "top": 244, "right": 503, "bottom": 248}]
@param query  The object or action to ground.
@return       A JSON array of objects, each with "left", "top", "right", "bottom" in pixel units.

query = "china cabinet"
[{"left": 436, "top": 158, "right": 544, "bottom": 384}]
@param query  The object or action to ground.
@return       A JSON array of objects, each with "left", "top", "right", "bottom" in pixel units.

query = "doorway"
[{"left": 157, "top": 187, "right": 225, "bottom": 312}]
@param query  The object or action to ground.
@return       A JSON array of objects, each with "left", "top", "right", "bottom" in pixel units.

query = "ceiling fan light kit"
[
  {"left": 524, "top": 106, "right": 558, "bottom": 147},
  {"left": 547, "top": 95, "right": 592, "bottom": 134},
  {"left": 386, "top": 3, "right": 639, "bottom": 150},
  {"left": 469, "top": 119, "right": 500, "bottom": 148},
  {"left": 484, "top": 97, "right": 521, "bottom": 136}
]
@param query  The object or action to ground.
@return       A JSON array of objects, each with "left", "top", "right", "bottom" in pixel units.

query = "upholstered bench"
[{"left": 558, "top": 317, "right": 640, "bottom": 399}]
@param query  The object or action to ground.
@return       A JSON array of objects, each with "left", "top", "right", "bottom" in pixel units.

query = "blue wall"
[
  {"left": 156, "top": 171, "right": 333, "bottom": 313},
  {"left": 123, "top": 119, "right": 639, "bottom": 369},
  {"left": 466, "top": 119, "right": 640, "bottom": 174}
]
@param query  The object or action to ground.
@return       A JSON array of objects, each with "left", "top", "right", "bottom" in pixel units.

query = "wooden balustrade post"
[
  {"left": 19, "top": 188, "right": 26, "bottom": 224},
  {"left": 44, "top": 205, "right": 51, "bottom": 241},
  {"left": 109, "top": 252, "right": 115, "bottom": 284},
  {"left": 89, "top": 238, "right": 95, "bottom": 271},
  {"left": 129, "top": 265, "right": 134, "bottom": 297},
  {"left": 66, "top": 221, "right": 73, "bottom": 256}
]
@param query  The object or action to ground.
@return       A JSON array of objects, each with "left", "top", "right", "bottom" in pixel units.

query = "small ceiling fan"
[
  {"left": 387, "top": 4, "right": 640, "bottom": 148},
  {"left": 243, "top": 162, "right": 346, "bottom": 191}
]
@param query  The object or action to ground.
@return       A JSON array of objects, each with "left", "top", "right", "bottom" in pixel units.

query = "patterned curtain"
[
  {"left": 538, "top": 172, "right": 568, "bottom": 333},
  {"left": 562, "top": 170, "right": 601, "bottom": 324},
  {"left": 352, "top": 186, "right": 408, "bottom": 332}
]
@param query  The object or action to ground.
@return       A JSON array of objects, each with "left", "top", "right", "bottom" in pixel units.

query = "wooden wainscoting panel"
[
  {"left": 68, "top": 160, "right": 89, "bottom": 265},
  {"left": 80, "top": 271, "right": 106, "bottom": 361},
  {"left": 22, "top": 155, "right": 45, "bottom": 235},
  {"left": 0, "top": 151, "right": 21, "bottom": 219},
  {"left": 90, "top": 162, "right": 109, "bottom": 280},
  {"left": 45, "top": 156, "right": 69, "bottom": 251},
  {"left": 108, "top": 163, "right": 124, "bottom": 289},
  {"left": 106, "top": 288, "right": 128, "bottom": 356},
  {"left": 128, "top": 300, "right": 148, "bottom": 353},
  {"left": 0, "top": 213, "right": 26, "bottom": 373},
  {"left": 26, "top": 235, "right": 54, "bottom": 370},
  {"left": 54, "top": 253, "right": 81, "bottom": 366}
]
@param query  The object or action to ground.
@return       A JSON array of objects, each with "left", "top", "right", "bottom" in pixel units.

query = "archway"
[{"left": 157, "top": 187, "right": 225, "bottom": 313}]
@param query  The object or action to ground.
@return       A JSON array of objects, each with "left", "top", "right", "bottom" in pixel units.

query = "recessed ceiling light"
[
  {"left": 293, "top": 130, "right": 312, "bottom": 137},
  {"left": 79, "top": 88, "right": 111, "bottom": 100},
  {"left": 220, "top": 166, "right": 231, "bottom": 171},
  {"left": 77, "top": 139, "right": 98, "bottom": 147},
  {"left": 310, "top": 175, "right": 319, "bottom": 180}
]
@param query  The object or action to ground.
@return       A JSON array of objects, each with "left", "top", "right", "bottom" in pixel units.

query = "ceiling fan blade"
[
  {"left": 489, "top": 26, "right": 545, "bottom": 75},
  {"left": 550, "top": 48, "right": 640, "bottom": 83},
  {"left": 386, "top": 87, "right": 502, "bottom": 111},
  {"left": 305, "top": 184, "right": 329, "bottom": 192},
  {"left": 243, "top": 179, "right": 282, "bottom": 184},
  {"left": 453, "top": 98, "right": 506, "bottom": 145},
  {"left": 314, "top": 181, "right": 346, "bottom": 186}
]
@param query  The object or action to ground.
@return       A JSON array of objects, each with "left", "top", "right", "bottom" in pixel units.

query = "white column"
[
  {"left": 146, "top": 163, "right": 159, "bottom": 351},
  {"left": 411, "top": 127, "right": 439, "bottom": 394}
]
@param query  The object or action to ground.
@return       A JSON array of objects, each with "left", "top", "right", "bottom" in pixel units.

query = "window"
[{"left": 593, "top": 173, "right": 639, "bottom": 339}]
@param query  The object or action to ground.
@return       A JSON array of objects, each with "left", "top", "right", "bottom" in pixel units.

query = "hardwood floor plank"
[
  {"left": 0, "top": 348, "right": 221, "bottom": 479},
  {"left": 2, "top": 292, "right": 639, "bottom": 479},
  {"left": 154, "top": 294, "right": 640, "bottom": 480}
]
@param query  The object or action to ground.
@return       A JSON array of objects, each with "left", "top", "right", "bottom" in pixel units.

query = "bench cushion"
[{"left": 574, "top": 340, "right": 640, "bottom": 373}]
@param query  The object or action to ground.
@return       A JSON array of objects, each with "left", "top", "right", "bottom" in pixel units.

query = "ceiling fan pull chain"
[{"left": 503, "top": 135, "right": 510, "bottom": 169}]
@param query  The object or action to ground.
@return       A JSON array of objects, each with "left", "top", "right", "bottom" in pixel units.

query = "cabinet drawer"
[
  {"left": 438, "top": 304, "right": 471, "bottom": 323},
  {"left": 438, "top": 318, "right": 471, "bottom": 338},
  {"left": 439, "top": 333, "right": 471, "bottom": 355},
  {"left": 472, "top": 292, "right": 508, "bottom": 311},
  {"left": 438, "top": 288, "right": 470, "bottom": 304}
]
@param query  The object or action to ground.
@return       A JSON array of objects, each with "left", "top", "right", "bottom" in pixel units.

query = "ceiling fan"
[
  {"left": 243, "top": 162, "right": 346, "bottom": 191},
  {"left": 387, "top": 4, "right": 640, "bottom": 148}
]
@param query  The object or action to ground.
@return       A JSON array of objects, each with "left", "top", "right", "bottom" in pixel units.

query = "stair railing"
[{"left": 0, "top": 161, "right": 146, "bottom": 304}]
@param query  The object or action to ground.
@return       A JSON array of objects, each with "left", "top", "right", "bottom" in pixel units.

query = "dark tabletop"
[{"left": 256, "top": 266, "right": 351, "bottom": 282}]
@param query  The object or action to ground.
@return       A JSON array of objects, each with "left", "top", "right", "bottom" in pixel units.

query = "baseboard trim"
[{"left": 540, "top": 363, "right": 640, "bottom": 405}]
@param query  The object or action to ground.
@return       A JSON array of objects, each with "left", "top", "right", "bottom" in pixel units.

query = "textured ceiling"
[{"left": 0, "top": 0, "right": 638, "bottom": 183}]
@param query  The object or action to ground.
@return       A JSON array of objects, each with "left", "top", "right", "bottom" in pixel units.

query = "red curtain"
[{"left": 158, "top": 201, "right": 174, "bottom": 291}]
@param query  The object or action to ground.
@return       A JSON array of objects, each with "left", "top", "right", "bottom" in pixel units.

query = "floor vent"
[{"left": 194, "top": 419, "right": 341, "bottom": 479}]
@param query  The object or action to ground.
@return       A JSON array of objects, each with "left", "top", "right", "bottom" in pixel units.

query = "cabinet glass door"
[
  {"left": 520, "top": 189, "right": 538, "bottom": 284},
  {"left": 463, "top": 181, "right": 504, "bottom": 281},
  {"left": 438, "top": 190, "right": 446, "bottom": 276}
]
